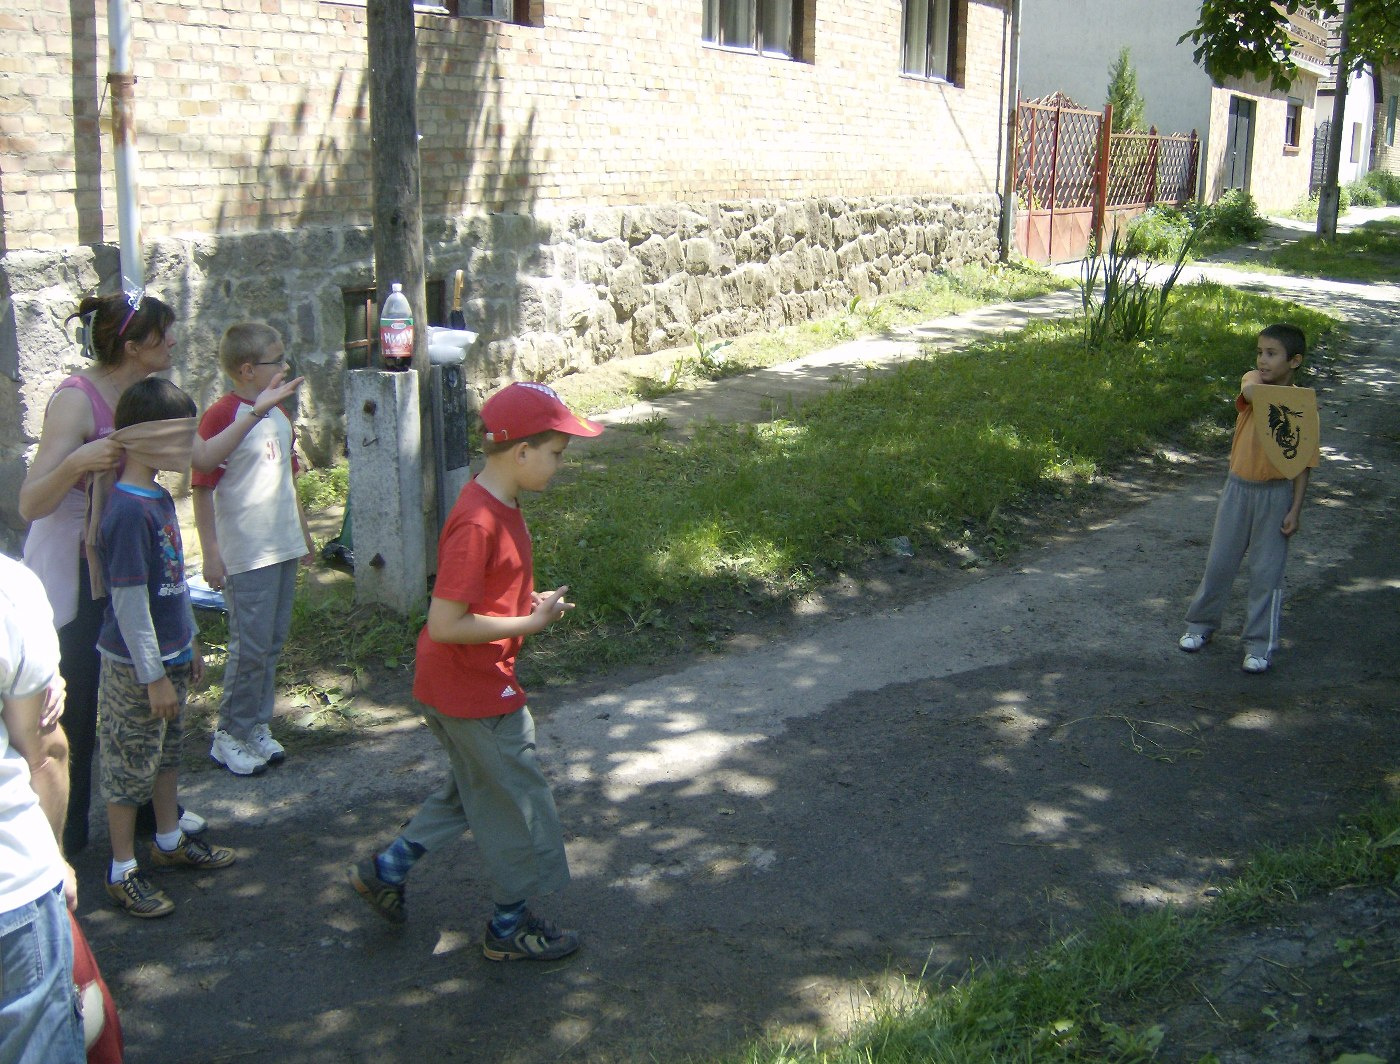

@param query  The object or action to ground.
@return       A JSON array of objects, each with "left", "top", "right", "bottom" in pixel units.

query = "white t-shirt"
[
  {"left": 192, "top": 394, "right": 306, "bottom": 577},
  {"left": 0, "top": 554, "right": 67, "bottom": 914}
]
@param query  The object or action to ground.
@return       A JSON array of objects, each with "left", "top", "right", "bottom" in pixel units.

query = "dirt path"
[{"left": 76, "top": 266, "right": 1400, "bottom": 1063}]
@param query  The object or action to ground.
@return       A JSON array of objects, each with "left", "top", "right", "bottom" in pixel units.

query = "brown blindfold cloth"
[{"left": 84, "top": 418, "right": 197, "bottom": 599}]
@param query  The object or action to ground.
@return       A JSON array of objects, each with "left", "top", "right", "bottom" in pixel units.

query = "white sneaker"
[
  {"left": 249, "top": 723, "right": 286, "bottom": 764},
  {"left": 1242, "top": 654, "right": 1270, "bottom": 674},
  {"left": 1178, "top": 632, "right": 1211, "bottom": 652},
  {"left": 210, "top": 729, "right": 269, "bottom": 776},
  {"left": 178, "top": 808, "right": 207, "bottom": 836}
]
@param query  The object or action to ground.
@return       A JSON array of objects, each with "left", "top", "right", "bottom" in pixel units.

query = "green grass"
[
  {"left": 520, "top": 280, "right": 1334, "bottom": 682},
  {"left": 707, "top": 797, "right": 1400, "bottom": 1064},
  {"left": 1267, "top": 219, "right": 1400, "bottom": 282},
  {"left": 557, "top": 263, "right": 1074, "bottom": 414}
]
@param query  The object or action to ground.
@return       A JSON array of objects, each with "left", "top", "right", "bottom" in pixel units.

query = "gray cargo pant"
[{"left": 1183, "top": 473, "right": 1294, "bottom": 661}]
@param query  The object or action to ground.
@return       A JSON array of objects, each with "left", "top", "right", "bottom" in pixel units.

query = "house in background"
[
  {"left": 0, "top": 1, "right": 1017, "bottom": 543},
  {"left": 1016, "top": 0, "right": 1329, "bottom": 211},
  {"left": 1314, "top": 16, "right": 1377, "bottom": 192}
]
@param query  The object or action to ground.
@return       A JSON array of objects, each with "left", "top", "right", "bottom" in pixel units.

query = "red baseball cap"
[{"left": 480, "top": 382, "right": 604, "bottom": 443}]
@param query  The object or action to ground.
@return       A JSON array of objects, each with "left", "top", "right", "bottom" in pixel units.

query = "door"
[{"left": 1224, "top": 96, "right": 1255, "bottom": 192}]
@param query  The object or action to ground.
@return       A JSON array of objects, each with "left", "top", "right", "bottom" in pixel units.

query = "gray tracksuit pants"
[
  {"left": 219, "top": 558, "right": 298, "bottom": 739},
  {"left": 1183, "top": 473, "right": 1294, "bottom": 660}
]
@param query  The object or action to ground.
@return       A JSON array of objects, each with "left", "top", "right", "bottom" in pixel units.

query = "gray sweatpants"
[
  {"left": 401, "top": 705, "right": 570, "bottom": 905},
  {"left": 1183, "top": 473, "right": 1294, "bottom": 660},
  {"left": 219, "top": 558, "right": 297, "bottom": 739}
]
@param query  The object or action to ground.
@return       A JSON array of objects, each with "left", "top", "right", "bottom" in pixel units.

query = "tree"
[
  {"left": 1181, "top": 1, "right": 1400, "bottom": 239},
  {"left": 1106, "top": 47, "right": 1147, "bottom": 132}
]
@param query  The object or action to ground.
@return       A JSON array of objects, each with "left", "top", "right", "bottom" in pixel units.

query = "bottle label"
[{"left": 380, "top": 319, "right": 414, "bottom": 360}]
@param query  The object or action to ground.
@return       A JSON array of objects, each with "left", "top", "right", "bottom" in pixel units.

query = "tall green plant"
[
  {"left": 1105, "top": 47, "right": 1146, "bottom": 132},
  {"left": 1079, "top": 223, "right": 1198, "bottom": 348}
]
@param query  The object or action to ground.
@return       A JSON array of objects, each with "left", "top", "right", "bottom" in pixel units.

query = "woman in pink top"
[{"left": 20, "top": 290, "right": 301, "bottom": 853}]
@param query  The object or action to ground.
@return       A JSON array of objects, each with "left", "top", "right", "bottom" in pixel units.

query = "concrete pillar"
[{"left": 346, "top": 369, "right": 426, "bottom": 615}]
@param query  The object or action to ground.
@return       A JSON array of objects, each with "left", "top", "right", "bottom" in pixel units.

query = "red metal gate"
[{"left": 1014, "top": 93, "right": 1200, "bottom": 264}]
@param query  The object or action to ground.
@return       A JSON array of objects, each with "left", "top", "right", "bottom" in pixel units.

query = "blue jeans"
[{"left": 0, "top": 883, "right": 84, "bottom": 1064}]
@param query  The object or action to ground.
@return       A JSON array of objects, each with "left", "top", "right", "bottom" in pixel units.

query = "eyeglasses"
[{"left": 254, "top": 358, "right": 287, "bottom": 366}]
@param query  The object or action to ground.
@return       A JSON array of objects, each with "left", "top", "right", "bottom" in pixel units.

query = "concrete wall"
[
  {"left": 0, "top": 1, "right": 1013, "bottom": 542},
  {"left": 1018, "top": 0, "right": 1207, "bottom": 138}
]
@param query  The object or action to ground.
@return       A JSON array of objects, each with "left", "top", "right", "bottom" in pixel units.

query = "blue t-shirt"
[{"left": 97, "top": 484, "right": 193, "bottom": 662}]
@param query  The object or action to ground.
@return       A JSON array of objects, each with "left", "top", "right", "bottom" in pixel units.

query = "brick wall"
[
  {"left": 1375, "top": 70, "right": 1400, "bottom": 175},
  {"left": 0, "top": 1, "right": 1011, "bottom": 540},
  {"left": 2, "top": 1, "right": 1009, "bottom": 246}
]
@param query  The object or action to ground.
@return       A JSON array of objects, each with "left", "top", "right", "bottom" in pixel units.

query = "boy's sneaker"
[
  {"left": 210, "top": 729, "right": 269, "bottom": 776},
  {"left": 347, "top": 859, "right": 406, "bottom": 925},
  {"left": 149, "top": 833, "right": 236, "bottom": 870},
  {"left": 179, "top": 807, "right": 208, "bottom": 836},
  {"left": 482, "top": 909, "right": 580, "bottom": 962},
  {"left": 1242, "top": 654, "right": 1270, "bottom": 674},
  {"left": 248, "top": 722, "right": 286, "bottom": 764},
  {"left": 106, "top": 868, "right": 175, "bottom": 919},
  {"left": 1178, "top": 632, "right": 1211, "bottom": 652}
]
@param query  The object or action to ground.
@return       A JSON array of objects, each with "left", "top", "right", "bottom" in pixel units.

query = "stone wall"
[{"left": 0, "top": 191, "right": 1000, "bottom": 543}]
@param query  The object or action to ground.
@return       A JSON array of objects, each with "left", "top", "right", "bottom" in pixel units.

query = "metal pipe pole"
[
  {"left": 107, "top": 0, "right": 144, "bottom": 296},
  {"left": 998, "top": 0, "right": 1022, "bottom": 261}
]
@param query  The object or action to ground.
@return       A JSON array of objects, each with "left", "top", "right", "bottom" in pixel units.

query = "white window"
[
  {"left": 703, "top": 0, "right": 798, "bottom": 60},
  {"left": 1284, "top": 98, "right": 1302, "bottom": 148},
  {"left": 1350, "top": 121, "right": 1363, "bottom": 164},
  {"left": 902, "top": 0, "right": 955, "bottom": 82}
]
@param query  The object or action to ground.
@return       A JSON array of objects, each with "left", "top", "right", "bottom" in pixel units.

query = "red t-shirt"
[{"left": 412, "top": 480, "right": 532, "bottom": 718}]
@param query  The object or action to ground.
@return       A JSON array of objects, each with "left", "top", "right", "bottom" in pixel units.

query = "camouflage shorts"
[{"left": 97, "top": 657, "right": 189, "bottom": 806}]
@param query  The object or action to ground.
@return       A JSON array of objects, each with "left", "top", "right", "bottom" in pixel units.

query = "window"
[
  {"left": 702, "top": 0, "right": 799, "bottom": 60},
  {"left": 1284, "top": 98, "right": 1302, "bottom": 149},
  {"left": 436, "top": 0, "right": 528, "bottom": 20},
  {"left": 1387, "top": 95, "right": 1397, "bottom": 148},
  {"left": 1350, "top": 121, "right": 1363, "bottom": 164},
  {"left": 902, "top": 0, "right": 958, "bottom": 82}
]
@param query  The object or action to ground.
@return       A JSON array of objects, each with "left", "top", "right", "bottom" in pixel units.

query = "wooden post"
[
  {"left": 362, "top": 0, "right": 435, "bottom": 613},
  {"left": 1146, "top": 125, "right": 1159, "bottom": 207},
  {"left": 1093, "top": 103, "right": 1113, "bottom": 251}
]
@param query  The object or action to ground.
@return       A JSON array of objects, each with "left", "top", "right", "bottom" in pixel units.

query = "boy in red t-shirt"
[{"left": 348, "top": 382, "right": 602, "bottom": 961}]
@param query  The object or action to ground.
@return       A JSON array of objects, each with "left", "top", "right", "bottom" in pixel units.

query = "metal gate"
[{"left": 1014, "top": 93, "right": 1201, "bottom": 264}]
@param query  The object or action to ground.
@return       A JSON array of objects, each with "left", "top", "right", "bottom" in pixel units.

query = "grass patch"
[
  {"left": 557, "top": 263, "right": 1074, "bottom": 413},
  {"left": 1267, "top": 219, "right": 1400, "bottom": 282},
  {"left": 520, "top": 280, "right": 1334, "bottom": 682},
  {"left": 710, "top": 797, "right": 1400, "bottom": 1064}
]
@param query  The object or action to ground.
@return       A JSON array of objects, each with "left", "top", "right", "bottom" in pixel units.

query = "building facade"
[{"left": 0, "top": 0, "right": 1015, "bottom": 540}]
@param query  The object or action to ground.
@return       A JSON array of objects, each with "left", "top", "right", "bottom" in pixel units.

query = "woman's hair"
[
  {"left": 65, "top": 291, "right": 177, "bottom": 368},
  {"left": 113, "top": 376, "right": 196, "bottom": 430}
]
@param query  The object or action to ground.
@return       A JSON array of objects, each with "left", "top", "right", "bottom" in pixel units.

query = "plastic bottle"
[{"left": 379, "top": 282, "right": 413, "bottom": 371}]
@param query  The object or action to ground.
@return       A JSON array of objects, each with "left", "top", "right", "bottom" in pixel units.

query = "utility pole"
[
  {"left": 1317, "top": 0, "right": 1353, "bottom": 242},
  {"left": 349, "top": 0, "right": 432, "bottom": 614}
]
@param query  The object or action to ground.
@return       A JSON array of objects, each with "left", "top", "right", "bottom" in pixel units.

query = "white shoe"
[
  {"left": 178, "top": 808, "right": 207, "bottom": 836},
  {"left": 1242, "top": 654, "right": 1270, "bottom": 674},
  {"left": 210, "top": 729, "right": 269, "bottom": 776},
  {"left": 249, "top": 723, "right": 286, "bottom": 764},
  {"left": 1178, "top": 632, "right": 1211, "bottom": 652}
]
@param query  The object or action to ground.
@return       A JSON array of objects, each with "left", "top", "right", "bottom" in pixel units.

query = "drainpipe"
[
  {"left": 998, "top": 0, "right": 1022, "bottom": 261},
  {"left": 108, "top": 0, "right": 144, "bottom": 295}
]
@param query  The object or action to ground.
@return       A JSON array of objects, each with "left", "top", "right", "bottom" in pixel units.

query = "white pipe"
[{"left": 108, "top": 0, "right": 144, "bottom": 295}]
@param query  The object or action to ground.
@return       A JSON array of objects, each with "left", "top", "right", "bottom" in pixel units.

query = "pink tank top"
[{"left": 21, "top": 374, "right": 117, "bottom": 627}]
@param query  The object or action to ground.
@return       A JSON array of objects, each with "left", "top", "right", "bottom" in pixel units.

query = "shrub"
[
  {"left": 1205, "top": 189, "right": 1267, "bottom": 240},
  {"left": 1126, "top": 206, "right": 1193, "bottom": 260},
  {"left": 1345, "top": 177, "right": 1383, "bottom": 207},
  {"left": 1362, "top": 169, "right": 1400, "bottom": 205}
]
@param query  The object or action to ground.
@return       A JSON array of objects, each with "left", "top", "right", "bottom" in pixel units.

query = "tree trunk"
[{"left": 1317, "top": 0, "right": 1354, "bottom": 242}]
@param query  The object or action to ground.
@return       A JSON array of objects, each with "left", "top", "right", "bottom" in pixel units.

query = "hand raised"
[{"left": 253, "top": 371, "right": 306, "bottom": 416}]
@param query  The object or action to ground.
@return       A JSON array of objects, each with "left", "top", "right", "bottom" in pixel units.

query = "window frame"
[
  {"left": 702, "top": 0, "right": 804, "bottom": 62},
  {"left": 1386, "top": 95, "right": 1397, "bottom": 148},
  {"left": 1349, "top": 121, "right": 1364, "bottom": 164},
  {"left": 900, "top": 0, "right": 960, "bottom": 85},
  {"left": 1283, "top": 97, "right": 1302, "bottom": 150}
]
